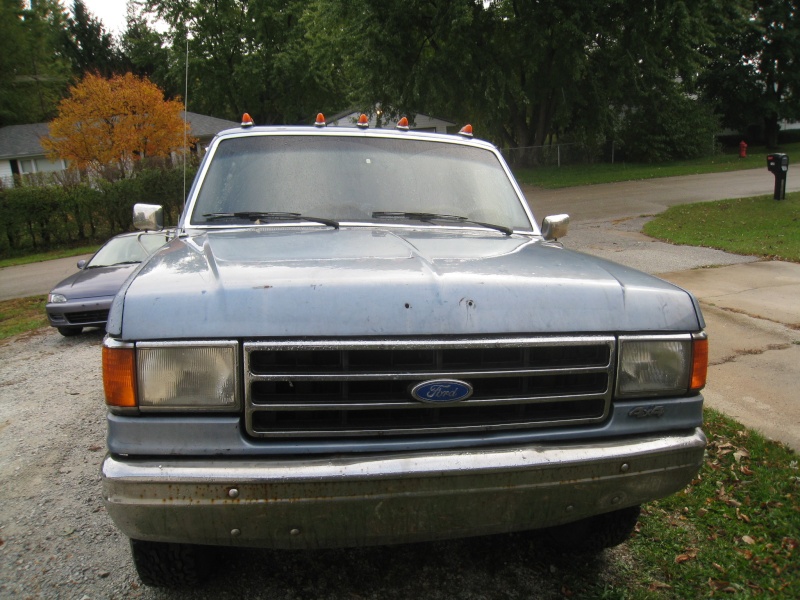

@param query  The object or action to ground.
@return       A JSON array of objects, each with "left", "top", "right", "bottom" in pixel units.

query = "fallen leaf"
[
  {"left": 740, "top": 465, "right": 754, "bottom": 476},
  {"left": 713, "top": 563, "right": 726, "bottom": 573},
  {"left": 88, "top": 444, "right": 102, "bottom": 452},
  {"left": 736, "top": 508, "right": 751, "bottom": 523},
  {"left": 709, "top": 579, "right": 737, "bottom": 593},
  {"left": 648, "top": 581, "right": 672, "bottom": 591},
  {"left": 733, "top": 449, "right": 750, "bottom": 463},
  {"left": 675, "top": 549, "right": 697, "bottom": 564},
  {"left": 742, "top": 535, "right": 756, "bottom": 545}
]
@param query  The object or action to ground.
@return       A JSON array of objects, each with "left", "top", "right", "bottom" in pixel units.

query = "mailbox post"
[{"left": 766, "top": 153, "right": 789, "bottom": 200}]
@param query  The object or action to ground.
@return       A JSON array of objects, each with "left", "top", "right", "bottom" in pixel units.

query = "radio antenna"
[{"left": 183, "top": 36, "right": 189, "bottom": 209}]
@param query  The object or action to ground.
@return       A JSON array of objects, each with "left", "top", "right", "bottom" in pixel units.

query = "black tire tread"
[
  {"left": 129, "top": 539, "right": 210, "bottom": 587},
  {"left": 57, "top": 326, "right": 83, "bottom": 336},
  {"left": 544, "top": 504, "right": 641, "bottom": 554}
]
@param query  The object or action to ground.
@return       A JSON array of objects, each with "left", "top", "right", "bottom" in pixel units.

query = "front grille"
[
  {"left": 244, "top": 337, "right": 615, "bottom": 438},
  {"left": 66, "top": 309, "right": 109, "bottom": 324}
]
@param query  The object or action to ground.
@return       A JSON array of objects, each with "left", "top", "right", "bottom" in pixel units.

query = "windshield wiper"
[
  {"left": 202, "top": 212, "right": 339, "bottom": 229},
  {"left": 371, "top": 211, "right": 513, "bottom": 236}
]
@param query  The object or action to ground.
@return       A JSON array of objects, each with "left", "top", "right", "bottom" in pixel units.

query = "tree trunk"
[{"left": 764, "top": 115, "right": 780, "bottom": 150}]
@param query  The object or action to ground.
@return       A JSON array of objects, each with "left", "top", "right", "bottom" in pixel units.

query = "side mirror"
[
  {"left": 77, "top": 259, "right": 86, "bottom": 269},
  {"left": 133, "top": 203, "right": 164, "bottom": 231},
  {"left": 541, "top": 214, "right": 570, "bottom": 241}
]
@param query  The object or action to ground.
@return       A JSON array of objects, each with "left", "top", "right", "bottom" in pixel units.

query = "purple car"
[{"left": 46, "top": 231, "right": 172, "bottom": 336}]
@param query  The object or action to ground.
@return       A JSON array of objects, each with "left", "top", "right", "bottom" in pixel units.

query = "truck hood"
[{"left": 108, "top": 227, "right": 702, "bottom": 339}]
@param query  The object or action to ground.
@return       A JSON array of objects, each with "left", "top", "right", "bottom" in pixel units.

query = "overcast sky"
[{"left": 74, "top": 0, "right": 131, "bottom": 35}]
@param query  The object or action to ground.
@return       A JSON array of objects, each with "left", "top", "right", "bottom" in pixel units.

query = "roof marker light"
[
  {"left": 396, "top": 117, "right": 409, "bottom": 131},
  {"left": 241, "top": 113, "right": 254, "bottom": 127},
  {"left": 315, "top": 113, "right": 326, "bottom": 127},
  {"left": 357, "top": 114, "right": 369, "bottom": 128},
  {"left": 459, "top": 124, "right": 473, "bottom": 138}
]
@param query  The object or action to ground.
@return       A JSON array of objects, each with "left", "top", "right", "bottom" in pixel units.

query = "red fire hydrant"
[{"left": 739, "top": 140, "right": 748, "bottom": 158}]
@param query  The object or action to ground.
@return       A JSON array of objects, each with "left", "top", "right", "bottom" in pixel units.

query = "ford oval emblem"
[{"left": 410, "top": 379, "right": 473, "bottom": 404}]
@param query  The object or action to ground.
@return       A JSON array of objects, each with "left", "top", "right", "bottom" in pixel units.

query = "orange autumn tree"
[{"left": 43, "top": 73, "right": 192, "bottom": 178}]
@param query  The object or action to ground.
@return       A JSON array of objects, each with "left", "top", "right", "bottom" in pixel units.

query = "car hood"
[
  {"left": 109, "top": 227, "right": 702, "bottom": 339},
  {"left": 49, "top": 264, "right": 139, "bottom": 300}
]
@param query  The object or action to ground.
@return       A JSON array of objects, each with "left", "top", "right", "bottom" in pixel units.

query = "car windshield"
[
  {"left": 87, "top": 233, "right": 169, "bottom": 268},
  {"left": 190, "top": 135, "right": 533, "bottom": 231}
]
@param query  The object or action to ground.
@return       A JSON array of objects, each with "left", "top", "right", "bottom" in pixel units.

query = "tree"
[
  {"left": 43, "top": 72, "right": 191, "bottom": 178},
  {"left": 138, "top": 0, "right": 347, "bottom": 124},
  {"left": 119, "top": 3, "right": 171, "bottom": 86},
  {"left": 59, "top": 0, "right": 122, "bottom": 78},
  {"left": 316, "top": 0, "right": 726, "bottom": 164},
  {"left": 700, "top": 0, "right": 800, "bottom": 148},
  {"left": 0, "top": 0, "right": 71, "bottom": 126}
]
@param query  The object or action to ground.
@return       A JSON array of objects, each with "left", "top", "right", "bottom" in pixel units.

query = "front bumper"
[
  {"left": 46, "top": 297, "right": 111, "bottom": 328},
  {"left": 102, "top": 428, "right": 706, "bottom": 549}
]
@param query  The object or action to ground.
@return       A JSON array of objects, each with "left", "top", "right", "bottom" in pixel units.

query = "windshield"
[
  {"left": 189, "top": 135, "right": 533, "bottom": 231},
  {"left": 87, "top": 233, "right": 169, "bottom": 268}
]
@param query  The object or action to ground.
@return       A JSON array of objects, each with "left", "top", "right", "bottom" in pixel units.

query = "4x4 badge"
[
  {"left": 628, "top": 406, "right": 665, "bottom": 419},
  {"left": 410, "top": 380, "right": 473, "bottom": 403}
]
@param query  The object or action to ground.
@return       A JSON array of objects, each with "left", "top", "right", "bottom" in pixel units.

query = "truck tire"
[
  {"left": 129, "top": 539, "right": 212, "bottom": 587},
  {"left": 543, "top": 505, "right": 641, "bottom": 554},
  {"left": 57, "top": 326, "right": 82, "bottom": 336}
]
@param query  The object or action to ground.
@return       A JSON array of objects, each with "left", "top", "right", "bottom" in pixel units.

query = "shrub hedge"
[{"left": 0, "top": 164, "right": 196, "bottom": 258}]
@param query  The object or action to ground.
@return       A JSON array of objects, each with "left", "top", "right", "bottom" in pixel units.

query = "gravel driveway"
[{"left": 1, "top": 328, "right": 636, "bottom": 599}]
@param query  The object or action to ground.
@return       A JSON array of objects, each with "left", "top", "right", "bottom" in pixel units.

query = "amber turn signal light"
[
  {"left": 690, "top": 337, "right": 708, "bottom": 392},
  {"left": 103, "top": 345, "right": 138, "bottom": 408}
]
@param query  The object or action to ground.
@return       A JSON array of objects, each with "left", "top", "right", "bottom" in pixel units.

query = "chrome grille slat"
[{"left": 244, "top": 336, "right": 615, "bottom": 438}]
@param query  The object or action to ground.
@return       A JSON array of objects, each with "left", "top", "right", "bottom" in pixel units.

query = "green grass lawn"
[
  {"left": 0, "top": 295, "right": 48, "bottom": 339},
  {"left": 644, "top": 192, "right": 800, "bottom": 263},
  {"left": 513, "top": 142, "right": 800, "bottom": 189},
  {"left": 0, "top": 244, "right": 100, "bottom": 269},
  {"left": 622, "top": 409, "right": 799, "bottom": 599}
]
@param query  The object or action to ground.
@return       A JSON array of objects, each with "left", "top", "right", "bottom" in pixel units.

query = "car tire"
[
  {"left": 57, "top": 326, "right": 83, "bottom": 336},
  {"left": 129, "top": 539, "right": 212, "bottom": 587},
  {"left": 542, "top": 504, "right": 641, "bottom": 554}
]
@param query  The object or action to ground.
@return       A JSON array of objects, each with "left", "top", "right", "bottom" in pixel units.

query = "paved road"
[
  {"left": 1, "top": 167, "right": 798, "bottom": 449},
  {"left": 0, "top": 253, "right": 93, "bottom": 301}
]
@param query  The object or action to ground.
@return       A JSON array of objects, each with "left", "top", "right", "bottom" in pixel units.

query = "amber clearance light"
[{"left": 103, "top": 345, "right": 137, "bottom": 408}]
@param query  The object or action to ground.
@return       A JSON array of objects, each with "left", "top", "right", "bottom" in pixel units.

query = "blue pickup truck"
[{"left": 101, "top": 118, "right": 708, "bottom": 587}]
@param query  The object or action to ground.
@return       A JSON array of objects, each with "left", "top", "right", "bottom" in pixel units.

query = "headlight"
[
  {"left": 48, "top": 293, "right": 67, "bottom": 303},
  {"left": 616, "top": 335, "right": 692, "bottom": 398},
  {"left": 136, "top": 342, "right": 239, "bottom": 411}
]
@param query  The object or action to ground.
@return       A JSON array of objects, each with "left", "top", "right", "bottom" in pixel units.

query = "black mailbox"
[{"left": 766, "top": 153, "right": 789, "bottom": 200}]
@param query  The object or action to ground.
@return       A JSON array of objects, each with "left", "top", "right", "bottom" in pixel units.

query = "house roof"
[
  {"left": 0, "top": 123, "right": 50, "bottom": 160},
  {"left": 181, "top": 111, "right": 238, "bottom": 138},
  {"left": 0, "top": 112, "right": 238, "bottom": 161}
]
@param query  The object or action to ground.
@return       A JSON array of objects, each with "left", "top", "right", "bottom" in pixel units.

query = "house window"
[{"left": 35, "top": 158, "right": 64, "bottom": 173}]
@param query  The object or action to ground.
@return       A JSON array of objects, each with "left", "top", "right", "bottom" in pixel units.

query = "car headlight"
[
  {"left": 616, "top": 334, "right": 707, "bottom": 398},
  {"left": 48, "top": 293, "right": 67, "bottom": 303},
  {"left": 135, "top": 342, "right": 239, "bottom": 411},
  {"left": 104, "top": 340, "right": 240, "bottom": 411}
]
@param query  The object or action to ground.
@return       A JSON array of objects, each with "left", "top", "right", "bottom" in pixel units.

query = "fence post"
[{"left": 557, "top": 144, "right": 561, "bottom": 168}]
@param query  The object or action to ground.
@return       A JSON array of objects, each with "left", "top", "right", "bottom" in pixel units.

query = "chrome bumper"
[{"left": 102, "top": 428, "right": 706, "bottom": 548}]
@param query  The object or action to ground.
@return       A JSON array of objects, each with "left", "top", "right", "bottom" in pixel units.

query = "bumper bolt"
[
  {"left": 228, "top": 488, "right": 239, "bottom": 499},
  {"left": 620, "top": 463, "right": 630, "bottom": 473},
  {"left": 290, "top": 528, "right": 301, "bottom": 536},
  {"left": 231, "top": 528, "right": 241, "bottom": 537}
]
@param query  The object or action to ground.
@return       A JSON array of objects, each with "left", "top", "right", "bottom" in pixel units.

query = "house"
[
  {"left": 326, "top": 110, "right": 456, "bottom": 134},
  {"left": 0, "top": 111, "right": 238, "bottom": 187}
]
